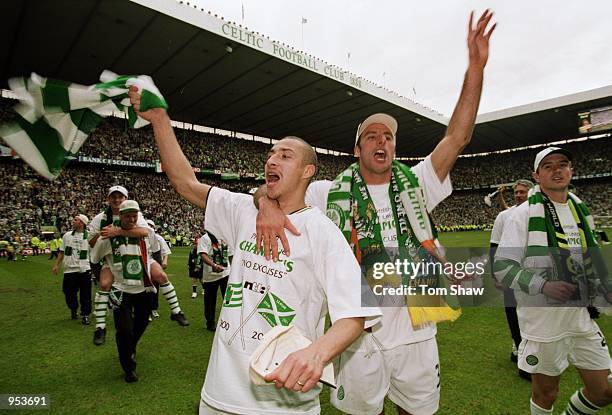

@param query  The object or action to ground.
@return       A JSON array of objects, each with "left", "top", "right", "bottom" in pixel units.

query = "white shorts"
[
  {"left": 331, "top": 334, "right": 440, "bottom": 415},
  {"left": 518, "top": 330, "right": 610, "bottom": 376}
]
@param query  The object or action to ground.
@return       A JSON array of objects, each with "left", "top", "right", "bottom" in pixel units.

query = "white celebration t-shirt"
[
  {"left": 496, "top": 200, "right": 597, "bottom": 341},
  {"left": 201, "top": 187, "right": 381, "bottom": 415}
]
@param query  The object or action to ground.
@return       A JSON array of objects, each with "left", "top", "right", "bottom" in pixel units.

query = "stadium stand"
[{"left": 0, "top": 97, "right": 610, "bottom": 238}]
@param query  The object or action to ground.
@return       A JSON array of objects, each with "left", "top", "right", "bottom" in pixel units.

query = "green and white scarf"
[
  {"left": 64, "top": 229, "right": 89, "bottom": 270},
  {"left": 495, "top": 185, "right": 610, "bottom": 299},
  {"left": 326, "top": 161, "right": 461, "bottom": 325},
  {"left": 525, "top": 186, "right": 609, "bottom": 298},
  {"left": 0, "top": 70, "right": 167, "bottom": 180},
  {"left": 110, "top": 236, "right": 145, "bottom": 285}
]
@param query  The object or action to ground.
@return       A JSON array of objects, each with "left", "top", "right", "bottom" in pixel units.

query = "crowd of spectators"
[
  {"left": 448, "top": 139, "right": 612, "bottom": 188},
  {"left": 0, "top": 160, "right": 256, "bottom": 241},
  {"left": 431, "top": 180, "right": 611, "bottom": 227},
  {"left": 1, "top": 96, "right": 610, "bottom": 238}
]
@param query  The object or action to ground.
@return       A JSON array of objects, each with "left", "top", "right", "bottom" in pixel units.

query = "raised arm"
[
  {"left": 128, "top": 86, "right": 209, "bottom": 209},
  {"left": 100, "top": 225, "right": 149, "bottom": 239},
  {"left": 430, "top": 10, "right": 496, "bottom": 181},
  {"left": 497, "top": 186, "right": 509, "bottom": 210}
]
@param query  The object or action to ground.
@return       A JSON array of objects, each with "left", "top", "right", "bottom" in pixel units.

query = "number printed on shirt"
[
  {"left": 251, "top": 331, "right": 264, "bottom": 341},
  {"left": 219, "top": 319, "right": 230, "bottom": 330}
]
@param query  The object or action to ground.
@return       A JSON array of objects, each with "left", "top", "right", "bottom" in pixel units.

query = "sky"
[{"left": 191, "top": 0, "right": 612, "bottom": 117}]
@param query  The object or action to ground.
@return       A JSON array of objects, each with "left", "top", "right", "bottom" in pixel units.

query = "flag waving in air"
[{"left": 0, "top": 70, "right": 167, "bottom": 180}]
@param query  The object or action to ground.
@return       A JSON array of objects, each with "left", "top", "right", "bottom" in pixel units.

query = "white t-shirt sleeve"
[
  {"left": 495, "top": 204, "right": 547, "bottom": 294},
  {"left": 136, "top": 212, "right": 149, "bottom": 229},
  {"left": 319, "top": 222, "right": 381, "bottom": 324},
  {"left": 204, "top": 187, "right": 252, "bottom": 250},
  {"left": 88, "top": 213, "right": 103, "bottom": 240},
  {"left": 157, "top": 235, "right": 171, "bottom": 256},
  {"left": 490, "top": 210, "right": 508, "bottom": 245},
  {"left": 410, "top": 155, "right": 452, "bottom": 212},
  {"left": 90, "top": 238, "right": 111, "bottom": 264},
  {"left": 305, "top": 180, "right": 333, "bottom": 212},
  {"left": 197, "top": 234, "right": 212, "bottom": 255},
  {"left": 148, "top": 230, "right": 160, "bottom": 253},
  {"left": 496, "top": 205, "right": 528, "bottom": 262}
]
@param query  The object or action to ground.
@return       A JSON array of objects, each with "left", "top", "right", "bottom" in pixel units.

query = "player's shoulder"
[
  {"left": 496, "top": 205, "right": 516, "bottom": 220},
  {"left": 509, "top": 201, "right": 529, "bottom": 220},
  {"left": 301, "top": 207, "right": 347, "bottom": 244}
]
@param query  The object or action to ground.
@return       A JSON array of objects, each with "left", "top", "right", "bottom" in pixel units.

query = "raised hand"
[{"left": 467, "top": 9, "right": 497, "bottom": 70}]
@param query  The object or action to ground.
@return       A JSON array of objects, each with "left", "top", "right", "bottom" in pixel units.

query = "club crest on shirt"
[
  {"left": 337, "top": 385, "right": 345, "bottom": 400},
  {"left": 126, "top": 258, "right": 142, "bottom": 274},
  {"left": 327, "top": 202, "right": 345, "bottom": 229}
]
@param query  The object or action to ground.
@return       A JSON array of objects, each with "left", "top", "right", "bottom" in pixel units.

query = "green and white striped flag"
[
  {"left": 224, "top": 282, "right": 243, "bottom": 308},
  {"left": 258, "top": 292, "right": 296, "bottom": 327},
  {"left": 0, "top": 70, "right": 167, "bottom": 180}
]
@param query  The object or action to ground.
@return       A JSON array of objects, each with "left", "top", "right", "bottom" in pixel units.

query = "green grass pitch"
[{"left": 0, "top": 231, "right": 609, "bottom": 414}]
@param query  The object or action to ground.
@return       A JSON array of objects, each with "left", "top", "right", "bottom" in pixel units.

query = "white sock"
[
  {"left": 531, "top": 398, "right": 553, "bottom": 415},
  {"left": 93, "top": 291, "right": 109, "bottom": 329},
  {"left": 160, "top": 282, "right": 181, "bottom": 314}
]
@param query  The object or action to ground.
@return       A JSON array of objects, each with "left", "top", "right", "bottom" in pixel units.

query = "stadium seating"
[{"left": 0, "top": 97, "right": 610, "bottom": 237}]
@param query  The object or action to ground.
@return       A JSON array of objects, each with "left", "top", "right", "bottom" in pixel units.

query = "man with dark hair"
[
  {"left": 254, "top": 10, "right": 496, "bottom": 415},
  {"left": 494, "top": 147, "right": 611, "bottom": 415}
]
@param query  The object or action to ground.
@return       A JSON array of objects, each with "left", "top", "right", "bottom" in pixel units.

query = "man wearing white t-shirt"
[
  {"left": 197, "top": 231, "right": 231, "bottom": 331},
  {"left": 254, "top": 11, "right": 496, "bottom": 415},
  {"left": 146, "top": 219, "right": 173, "bottom": 320},
  {"left": 490, "top": 179, "right": 532, "bottom": 378},
  {"left": 128, "top": 87, "right": 381, "bottom": 415},
  {"left": 88, "top": 185, "right": 189, "bottom": 346},
  {"left": 90, "top": 200, "right": 158, "bottom": 383},
  {"left": 494, "top": 147, "right": 611, "bottom": 415},
  {"left": 51, "top": 214, "right": 92, "bottom": 325}
]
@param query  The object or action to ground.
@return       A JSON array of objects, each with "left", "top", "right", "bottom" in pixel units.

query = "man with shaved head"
[
  {"left": 255, "top": 9, "right": 496, "bottom": 415},
  {"left": 129, "top": 89, "right": 381, "bottom": 415}
]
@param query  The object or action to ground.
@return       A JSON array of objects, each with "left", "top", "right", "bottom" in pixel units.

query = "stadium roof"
[{"left": 2, "top": 0, "right": 612, "bottom": 157}]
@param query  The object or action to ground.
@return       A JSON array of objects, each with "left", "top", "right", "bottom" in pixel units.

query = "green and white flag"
[
  {"left": 258, "top": 292, "right": 296, "bottom": 327},
  {"left": 224, "top": 283, "right": 243, "bottom": 308},
  {"left": 0, "top": 70, "right": 167, "bottom": 180}
]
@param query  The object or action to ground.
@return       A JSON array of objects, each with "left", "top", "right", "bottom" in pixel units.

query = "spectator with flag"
[{"left": 129, "top": 86, "right": 381, "bottom": 415}]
